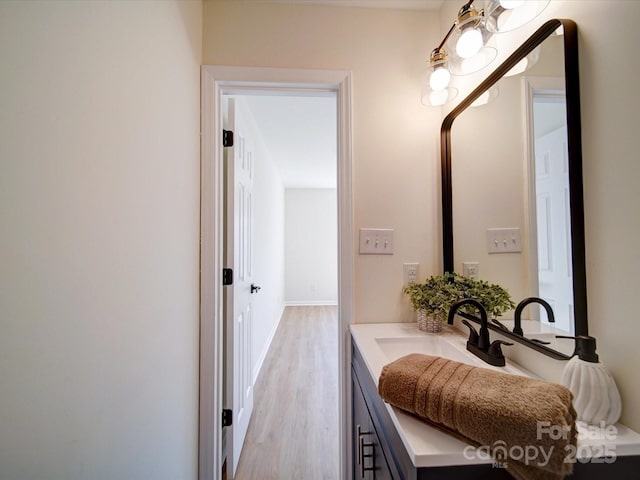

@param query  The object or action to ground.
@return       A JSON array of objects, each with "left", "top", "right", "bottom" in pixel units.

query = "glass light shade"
[
  {"left": 484, "top": 0, "right": 550, "bottom": 34},
  {"left": 421, "top": 85, "right": 458, "bottom": 107},
  {"left": 456, "top": 27, "right": 483, "bottom": 59},
  {"left": 449, "top": 46, "right": 497, "bottom": 76},
  {"left": 446, "top": 13, "right": 492, "bottom": 68},
  {"left": 506, "top": 57, "right": 529, "bottom": 77},
  {"left": 499, "top": 0, "right": 525, "bottom": 8},
  {"left": 429, "top": 89, "right": 449, "bottom": 106},
  {"left": 504, "top": 46, "right": 540, "bottom": 77},
  {"left": 429, "top": 66, "right": 451, "bottom": 91},
  {"left": 470, "top": 85, "right": 499, "bottom": 107}
]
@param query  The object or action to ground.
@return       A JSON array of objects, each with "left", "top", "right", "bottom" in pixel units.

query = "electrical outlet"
[
  {"left": 463, "top": 262, "right": 479, "bottom": 279},
  {"left": 403, "top": 263, "right": 419, "bottom": 284}
]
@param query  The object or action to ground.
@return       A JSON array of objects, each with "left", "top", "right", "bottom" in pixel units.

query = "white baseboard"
[
  {"left": 252, "top": 304, "right": 286, "bottom": 385},
  {"left": 284, "top": 300, "right": 338, "bottom": 306}
]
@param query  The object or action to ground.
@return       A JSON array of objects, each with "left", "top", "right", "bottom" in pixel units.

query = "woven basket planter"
[{"left": 417, "top": 311, "right": 443, "bottom": 333}]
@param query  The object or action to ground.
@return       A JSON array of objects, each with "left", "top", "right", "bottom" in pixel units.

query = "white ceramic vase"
[{"left": 561, "top": 356, "right": 622, "bottom": 426}]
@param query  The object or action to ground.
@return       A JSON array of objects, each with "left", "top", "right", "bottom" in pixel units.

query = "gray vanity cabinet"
[
  {"left": 352, "top": 368, "right": 393, "bottom": 480},
  {"left": 352, "top": 340, "right": 513, "bottom": 480},
  {"left": 352, "top": 338, "right": 640, "bottom": 479}
]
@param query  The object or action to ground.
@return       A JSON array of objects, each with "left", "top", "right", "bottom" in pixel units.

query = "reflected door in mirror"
[{"left": 532, "top": 94, "right": 574, "bottom": 333}]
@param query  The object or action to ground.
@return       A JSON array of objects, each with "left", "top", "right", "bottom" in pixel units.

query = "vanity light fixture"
[
  {"left": 421, "top": 35, "right": 459, "bottom": 106},
  {"left": 484, "top": 0, "right": 551, "bottom": 34},
  {"left": 452, "top": 1, "right": 486, "bottom": 59},
  {"left": 445, "top": 0, "right": 496, "bottom": 74},
  {"left": 422, "top": 0, "right": 492, "bottom": 107},
  {"left": 429, "top": 48, "right": 451, "bottom": 91},
  {"left": 421, "top": 0, "right": 550, "bottom": 106}
]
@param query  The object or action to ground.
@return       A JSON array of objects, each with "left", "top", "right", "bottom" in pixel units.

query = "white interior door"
[
  {"left": 535, "top": 123, "right": 574, "bottom": 332},
  {"left": 224, "top": 98, "right": 255, "bottom": 477}
]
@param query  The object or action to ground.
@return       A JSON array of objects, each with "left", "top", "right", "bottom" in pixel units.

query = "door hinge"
[
  {"left": 222, "top": 409, "right": 233, "bottom": 428},
  {"left": 222, "top": 268, "right": 233, "bottom": 286},
  {"left": 223, "top": 130, "right": 234, "bottom": 147}
]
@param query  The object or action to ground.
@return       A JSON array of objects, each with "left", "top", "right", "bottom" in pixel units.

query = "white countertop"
[{"left": 350, "top": 322, "right": 640, "bottom": 468}]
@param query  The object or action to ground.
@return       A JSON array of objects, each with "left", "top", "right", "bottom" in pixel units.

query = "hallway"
[{"left": 234, "top": 306, "right": 339, "bottom": 479}]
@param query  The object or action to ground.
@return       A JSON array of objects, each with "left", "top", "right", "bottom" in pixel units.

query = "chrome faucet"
[
  {"left": 448, "top": 299, "right": 512, "bottom": 367},
  {"left": 513, "top": 297, "right": 555, "bottom": 336}
]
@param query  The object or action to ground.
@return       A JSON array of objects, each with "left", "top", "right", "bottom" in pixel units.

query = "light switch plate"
[
  {"left": 359, "top": 228, "right": 394, "bottom": 255},
  {"left": 487, "top": 228, "right": 522, "bottom": 254}
]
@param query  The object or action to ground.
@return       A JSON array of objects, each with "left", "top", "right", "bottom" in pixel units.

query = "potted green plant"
[
  {"left": 402, "top": 272, "right": 515, "bottom": 333},
  {"left": 402, "top": 273, "right": 459, "bottom": 332},
  {"left": 462, "top": 277, "right": 516, "bottom": 319}
]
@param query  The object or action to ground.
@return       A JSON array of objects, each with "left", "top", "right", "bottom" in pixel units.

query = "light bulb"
[
  {"left": 499, "top": 0, "right": 525, "bottom": 9},
  {"left": 456, "top": 28, "right": 483, "bottom": 59},
  {"left": 429, "top": 67, "right": 450, "bottom": 91}
]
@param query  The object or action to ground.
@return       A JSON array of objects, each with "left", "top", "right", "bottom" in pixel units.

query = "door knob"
[{"left": 250, "top": 283, "right": 261, "bottom": 294}]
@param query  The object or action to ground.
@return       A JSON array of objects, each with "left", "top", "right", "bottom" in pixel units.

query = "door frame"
[{"left": 199, "top": 65, "right": 354, "bottom": 480}]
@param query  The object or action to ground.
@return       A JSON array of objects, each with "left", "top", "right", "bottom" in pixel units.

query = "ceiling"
[
  {"left": 239, "top": 94, "right": 337, "bottom": 189},
  {"left": 250, "top": 0, "right": 444, "bottom": 10}
]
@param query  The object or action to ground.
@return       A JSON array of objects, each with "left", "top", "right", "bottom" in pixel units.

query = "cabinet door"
[{"left": 353, "top": 371, "right": 393, "bottom": 480}]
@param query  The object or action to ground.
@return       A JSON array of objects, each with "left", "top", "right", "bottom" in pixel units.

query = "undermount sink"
[
  {"left": 374, "top": 330, "right": 536, "bottom": 377},
  {"left": 375, "top": 336, "right": 473, "bottom": 364}
]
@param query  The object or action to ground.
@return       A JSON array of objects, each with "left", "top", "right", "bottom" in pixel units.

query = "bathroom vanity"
[{"left": 351, "top": 323, "right": 640, "bottom": 479}]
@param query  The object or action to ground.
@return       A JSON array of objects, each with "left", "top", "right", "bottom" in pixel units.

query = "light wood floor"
[{"left": 234, "top": 305, "right": 339, "bottom": 480}]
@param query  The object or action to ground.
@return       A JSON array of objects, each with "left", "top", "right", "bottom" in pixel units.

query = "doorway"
[
  {"left": 199, "top": 66, "right": 353, "bottom": 480},
  {"left": 223, "top": 92, "right": 338, "bottom": 477}
]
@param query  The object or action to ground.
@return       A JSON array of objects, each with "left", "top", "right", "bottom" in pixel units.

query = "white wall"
[
  {"left": 0, "top": 1, "right": 202, "bottom": 478},
  {"left": 204, "top": 1, "right": 443, "bottom": 324},
  {"left": 230, "top": 97, "right": 287, "bottom": 381},
  {"left": 439, "top": 0, "right": 640, "bottom": 431},
  {"left": 285, "top": 189, "right": 338, "bottom": 304},
  {"left": 204, "top": 0, "right": 640, "bottom": 433}
]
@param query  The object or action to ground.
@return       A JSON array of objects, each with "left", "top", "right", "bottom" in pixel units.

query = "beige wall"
[
  {"left": 285, "top": 188, "right": 338, "bottom": 304},
  {"left": 439, "top": 0, "right": 640, "bottom": 431},
  {"left": 204, "top": 0, "right": 444, "bottom": 323},
  {"left": 2, "top": 1, "right": 637, "bottom": 476},
  {"left": 206, "top": 0, "right": 640, "bottom": 432},
  {"left": 0, "top": 1, "right": 202, "bottom": 478}
]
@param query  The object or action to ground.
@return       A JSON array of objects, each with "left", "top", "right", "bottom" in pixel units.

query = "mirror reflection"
[{"left": 450, "top": 29, "right": 577, "bottom": 350}]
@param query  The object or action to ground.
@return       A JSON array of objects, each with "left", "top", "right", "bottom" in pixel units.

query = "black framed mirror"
[{"left": 441, "top": 19, "right": 587, "bottom": 358}]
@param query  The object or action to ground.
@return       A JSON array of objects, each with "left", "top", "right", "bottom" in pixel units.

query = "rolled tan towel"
[{"left": 379, "top": 354, "right": 577, "bottom": 480}]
